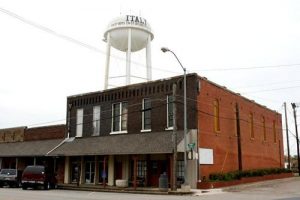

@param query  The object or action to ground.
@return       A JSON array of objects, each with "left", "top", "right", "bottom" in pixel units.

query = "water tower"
[{"left": 103, "top": 15, "right": 154, "bottom": 89}]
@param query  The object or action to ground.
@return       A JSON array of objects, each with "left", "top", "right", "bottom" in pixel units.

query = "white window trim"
[
  {"left": 110, "top": 130, "right": 128, "bottom": 135},
  {"left": 141, "top": 98, "right": 151, "bottom": 132},
  {"left": 140, "top": 129, "right": 151, "bottom": 133},
  {"left": 110, "top": 102, "right": 128, "bottom": 134},
  {"left": 167, "top": 95, "right": 174, "bottom": 129},
  {"left": 92, "top": 106, "right": 101, "bottom": 136},
  {"left": 76, "top": 108, "right": 83, "bottom": 137}
]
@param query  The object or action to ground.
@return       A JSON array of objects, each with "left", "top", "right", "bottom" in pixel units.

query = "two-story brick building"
[{"left": 46, "top": 73, "right": 283, "bottom": 189}]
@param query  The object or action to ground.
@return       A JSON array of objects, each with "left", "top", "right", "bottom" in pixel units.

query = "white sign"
[{"left": 199, "top": 148, "right": 214, "bottom": 164}]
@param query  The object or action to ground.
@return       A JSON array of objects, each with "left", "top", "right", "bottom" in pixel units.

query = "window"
[
  {"left": 167, "top": 95, "right": 174, "bottom": 128},
  {"left": 177, "top": 161, "right": 184, "bottom": 180},
  {"left": 112, "top": 102, "right": 128, "bottom": 133},
  {"left": 137, "top": 161, "right": 147, "bottom": 178},
  {"left": 273, "top": 120, "right": 277, "bottom": 143},
  {"left": 213, "top": 99, "right": 220, "bottom": 132},
  {"left": 249, "top": 113, "right": 254, "bottom": 139},
  {"left": 85, "top": 161, "right": 95, "bottom": 184},
  {"left": 262, "top": 116, "right": 266, "bottom": 141},
  {"left": 142, "top": 98, "right": 151, "bottom": 131},
  {"left": 76, "top": 108, "right": 83, "bottom": 137},
  {"left": 93, "top": 106, "right": 100, "bottom": 136}
]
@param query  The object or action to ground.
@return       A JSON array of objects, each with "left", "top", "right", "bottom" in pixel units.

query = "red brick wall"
[
  {"left": 24, "top": 124, "right": 66, "bottom": 141},
  {"left": 197, "top": 78, "right": 284, "bottom": 180}
]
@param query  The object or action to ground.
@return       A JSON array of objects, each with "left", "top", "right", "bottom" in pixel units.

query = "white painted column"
[
  {"left": 80, "top": 156, "right": 84, "bottom": 184},
  {"left": 108, "top": 155, "right": 115, "bottom": 186},
  {"left": 104, "top": 32, "right": 111, "bottom": 90},
  {"left": 146, "top": 34, "right": 152, "bottom": 81},
  {"left": 94, "top": 156, "right": 99, "bottom": 185},
  {"left": 126, "top": 28, "right": 132, "bottom": 85},
  {"left": 64, "top": 156, "right": 70, "bottom": 184}
]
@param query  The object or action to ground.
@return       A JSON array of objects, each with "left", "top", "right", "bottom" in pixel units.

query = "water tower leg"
[
  {"left": 146, "top": 34, "right": 152, "bottom": 81},
  {"left": 126, "top": 28, "right": 132, "bottom": 85},
  {"left": 104, "top": 33, "right": 111, "bottom": 89}
]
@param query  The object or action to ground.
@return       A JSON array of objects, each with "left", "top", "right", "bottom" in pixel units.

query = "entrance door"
[
  {"left": 115, "top": 161, "right": 122, "bottom": 180},
  {"left": 148, "top": 160, "right": 168, "bottom": 187},
  {"left": 71, "top": 162, "right": 80, "bottom": 183},
  {"left": 85, "top": 161, "right": 95, "bottom": 184}
]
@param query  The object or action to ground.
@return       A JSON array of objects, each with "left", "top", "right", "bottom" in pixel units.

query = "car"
[
  {"left": 0, "top": 169, "right": 21, "bottom": 188},
  {"left": 21, "top": 165, "right": 56, "bottom": 190}
]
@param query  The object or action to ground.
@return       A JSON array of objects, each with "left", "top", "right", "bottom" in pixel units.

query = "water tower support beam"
[
  {"left": 126, "top": 28, "right": 132, "bottom": 85},
  {"left": 104, "top": 33, "right": 111, "bottom": 89},
  {"left": 146, "top": 34, "right": 152, "bottom": 81}
]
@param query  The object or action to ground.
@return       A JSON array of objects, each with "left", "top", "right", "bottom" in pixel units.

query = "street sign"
[{"left": 187, "top": 143, "right": 195, "bottom": 150}]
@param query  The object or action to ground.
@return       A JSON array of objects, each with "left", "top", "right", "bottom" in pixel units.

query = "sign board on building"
[{"left": 199, "top": 148, "right": 214, "bottom": 165}]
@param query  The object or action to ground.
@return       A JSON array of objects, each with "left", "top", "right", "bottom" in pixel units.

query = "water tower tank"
[{"left": 103, "top": 15, "right": 154, "bottom": 89}]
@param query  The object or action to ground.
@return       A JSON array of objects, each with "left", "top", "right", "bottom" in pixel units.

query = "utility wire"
[
  {"left": 0, "top": 6, "right": 180, "bottom": 75},
  {"left": 191, "top": 63, "right": 300, "bottom": 72},
  {"left": 1, "top": 6, "right": 300, "bottom": 74}
]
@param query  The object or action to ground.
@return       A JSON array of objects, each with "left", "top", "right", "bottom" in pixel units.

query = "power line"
[
  {"left": 0, "top": 6, "right": 180, "bottom": 75},
  {"left": 241, "top": 85, "right": 300, "bottom": 94},
  {"left": 191, "top": 63, "right": 300, "bottom": 72},
  {"left": 1, "top": 6, "right": 300, "bottom": 76}
]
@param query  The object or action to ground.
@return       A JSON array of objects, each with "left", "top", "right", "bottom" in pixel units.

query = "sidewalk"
[
  {"left": 222, "top": 176, "right": 300, "bottom": 192},
  {"left": 58, "top": 184, "right": 193, "bottom": 195}
]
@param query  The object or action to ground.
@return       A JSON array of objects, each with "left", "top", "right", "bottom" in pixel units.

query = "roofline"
[
  {"left": 67, "top": 73, "right": 197, "bottom": 99},
  {"left": 197, "top": 75, "right": 281, "bottom": 115},
  {"left": 67, "top": 73, "right": 280, "bottom": 115}
]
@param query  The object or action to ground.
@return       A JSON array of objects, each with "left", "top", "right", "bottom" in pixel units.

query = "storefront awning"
[
  {"left": 0, "top": 139, "right": 64, "bottom": 157},
  {"left": 48, "top": 131, "right": 184, "bottom": 156}
]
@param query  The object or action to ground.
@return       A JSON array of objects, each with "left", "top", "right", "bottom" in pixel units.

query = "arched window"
[
  {"left": 262, "top": 116, "right": 266, "bottom": 141},
  {"left": 249, "top": 113, "right": 254, "bottom": 139},
  {"left": 273, "top": 120, "right": 277, "bottom": 143},
  {"left": 213, "top": 99, "right": 220, "bottom": 132}
]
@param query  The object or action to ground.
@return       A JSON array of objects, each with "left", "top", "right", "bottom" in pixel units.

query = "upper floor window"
[
  {"left": 142, "top": 98, "right": 151, "bottom": 131},
  {"left": 93, "top": 106, "right": 101, "bottom": 136},
  {"left": 76, "top": 108, "right": 83, "bottom": 137},
  {"left": 262, "top": 116, "right": 266, "bottom": 141},
  {"left": 213, "top": 99, "right": 220, "bottom": 132},
  {"left": 249, "top": 113, "right": 254, "bottom": 139},
  {"left": 167, "top": 95, "right": 174, "bottom": 129},
  {"left": 112, "top": 102, "right": 128, "bottom": 133},
  {"left": 273, "top": 120, "right": 277, "bottom": 143}
]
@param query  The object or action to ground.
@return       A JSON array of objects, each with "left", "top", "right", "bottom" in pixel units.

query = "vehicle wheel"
[
  {"left": 22, "top": 184, "right": 27, "bottom": 190},
  {"left": 43, "top": 182, "right": 50, "bottom": 190}
]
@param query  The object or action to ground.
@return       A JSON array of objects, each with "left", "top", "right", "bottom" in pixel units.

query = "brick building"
[
  {"left": 0, "top": 73, "right": 283, "bottom": 189},
  {"left": 45, "top": 73, "right": 283, "bottom": 189},
  {"left": 0, "top": 125, "right": 66, "bottom": 183}
]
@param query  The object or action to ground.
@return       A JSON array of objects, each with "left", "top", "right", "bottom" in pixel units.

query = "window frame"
[
  {"left": 262, "top": 116, "right": 266, "bottom": 141},
  {"left": 213, "top": 99, "right": 220, "bottom": 132},
  {"left": 92, "top": 106, "right": 101, "bottom": 136},
  {"left": 273, "top": 120, "right": 277, "bottom": 143},
  {"left": 111, "top": 102, "right": 128, "bottom": 134},
  {"left": 249, "top": 112, "right": 254, "bottom": 139},
  {"left": 166, "top": 95, "right": 174, "bottom": 130},
  {"left": 141, "top": 98, "right": 151, "bottom": 132},
  {"left": 76, "top": 108, "right": 83, "bottom": 137}
]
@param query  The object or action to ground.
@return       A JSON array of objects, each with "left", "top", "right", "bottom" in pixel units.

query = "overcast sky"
[{"left": 0, "top": 0, "right": 299, "bottom": 155}]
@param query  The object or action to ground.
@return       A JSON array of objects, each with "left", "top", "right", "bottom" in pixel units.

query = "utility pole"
[
  {"left": 235, "top": 103, "right": 243, "bottom": 171},
  {"left": 291, "top": 103, "right": 300, "bottom": 176},
  {"left": 284, "top": 102, "right": 291, "bottom": 169},
  {"left": 172, "top": 83, "right": 177, "bottom": 191}
]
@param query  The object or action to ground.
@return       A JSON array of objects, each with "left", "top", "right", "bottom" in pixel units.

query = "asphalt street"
[{"left": 0, "top": 177, "right": 299, "bottom": 200}]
